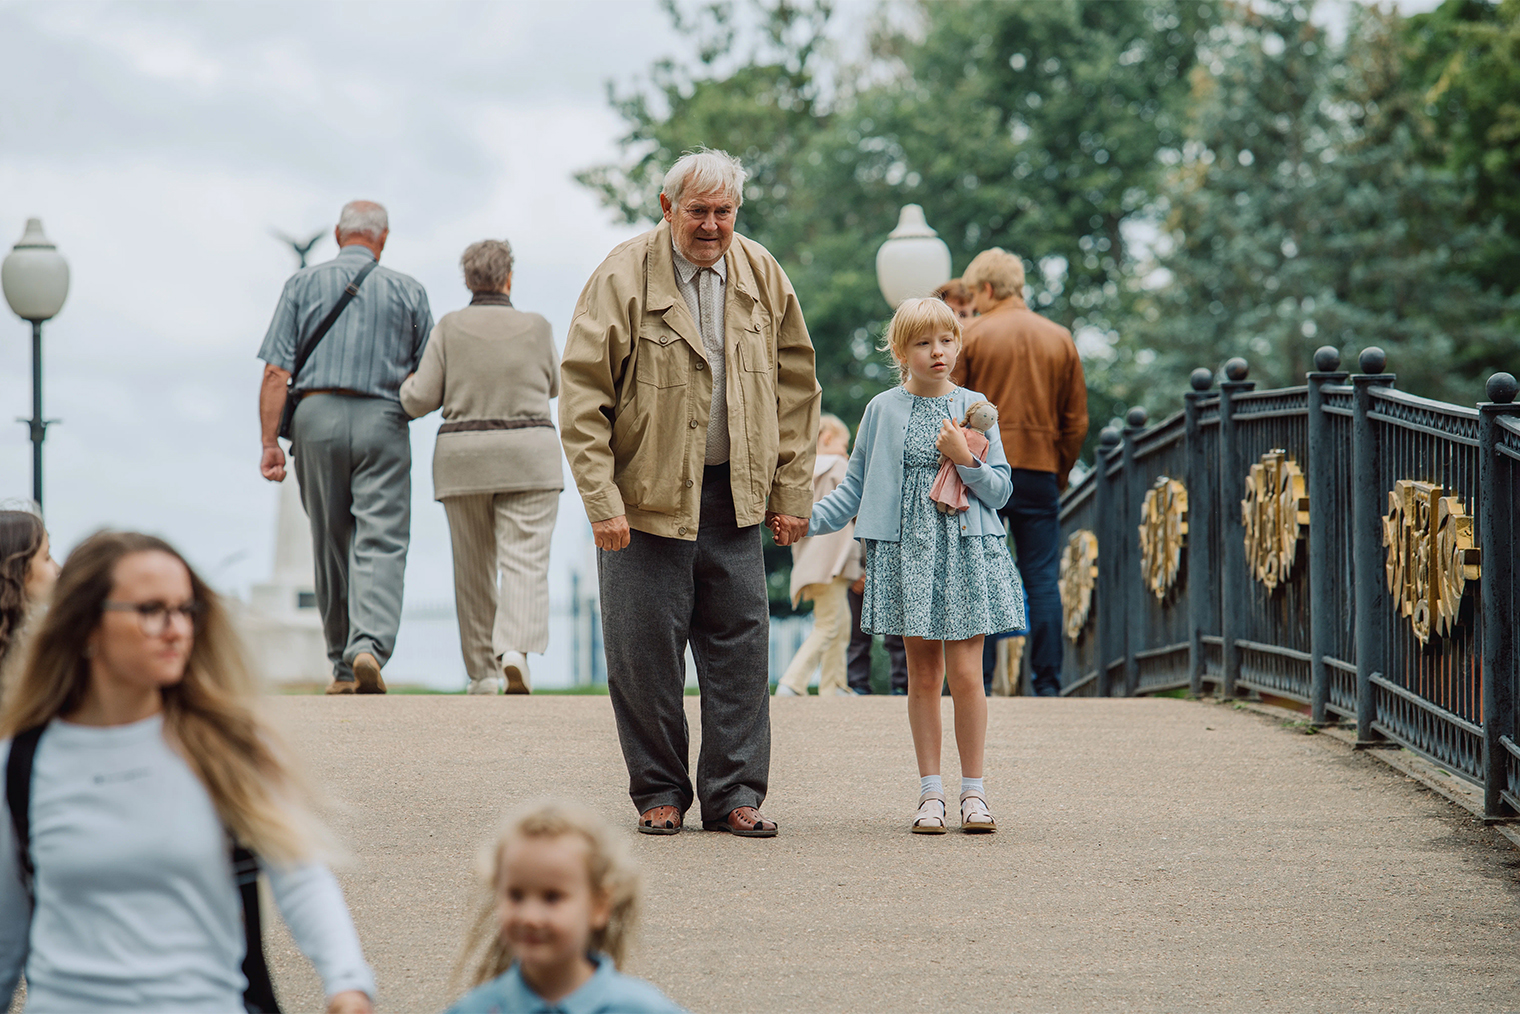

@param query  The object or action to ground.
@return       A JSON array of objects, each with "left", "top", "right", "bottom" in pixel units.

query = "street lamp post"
[
  {"left": 874, "top": 204, "right": 952, "bottom": 309},
  {"left": 2, "top": 219, "right": 70, "bottom": 509}
]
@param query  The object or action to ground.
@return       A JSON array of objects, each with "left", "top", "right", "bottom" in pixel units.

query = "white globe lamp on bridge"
[
  {"left": 2, "top": 218, "right": 70, "bottom": 509},
  {"left": 874, "top": 204, "right": 952, "bottom": 309}
]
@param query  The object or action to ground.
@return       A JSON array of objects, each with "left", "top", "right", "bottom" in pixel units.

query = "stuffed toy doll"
[{"left": 929, "top": 400, "right": 999, "bottom": 514}]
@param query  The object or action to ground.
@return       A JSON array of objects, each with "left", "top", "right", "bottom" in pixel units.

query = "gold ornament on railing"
[
  {"left": 1058, "top": 529, "right": 1098, "bottom": 641},
  {"left": 1138, "top": 477, "right": 1188, "bottom": 601},
  {"left": 1240, "top": 449, "right": 1309, "bottom": 592},
  {"left": 1381, "top": 479, "right": 1482, "bottom": 645}
]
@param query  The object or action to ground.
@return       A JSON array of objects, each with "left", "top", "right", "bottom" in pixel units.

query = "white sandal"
[
  {"left": 959, "top": 789, "right": 996, "bottom": 834},
  {"left": 911, "top": 790, "right": 948, "bottom": 834}
]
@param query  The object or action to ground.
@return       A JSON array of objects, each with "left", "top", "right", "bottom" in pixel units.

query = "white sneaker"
[
  {"left": 502, "top": 651, "right": 532, "bottom": 694},
  {"left": 467, "top": 676, "right": 502, "bottom": 695},
  {"left": 773, "top": 684, "right": 803, "bottom": 696}
]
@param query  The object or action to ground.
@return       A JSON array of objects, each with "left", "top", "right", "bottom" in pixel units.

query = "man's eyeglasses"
[{"left": 102, "top": 600, "right": 201, "bottom": 636}]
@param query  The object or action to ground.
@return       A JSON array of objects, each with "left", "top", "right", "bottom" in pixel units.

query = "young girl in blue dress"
[{"left": 808, "top": 297, "right": 1025, "bottom": 834}]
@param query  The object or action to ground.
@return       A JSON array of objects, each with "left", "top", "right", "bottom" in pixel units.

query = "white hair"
[
  {"left": 337, "top": 200, "right": 389, "bottom": 239},
  {"left": 661, "top": 149, "right": 747, "bottom": 210}
]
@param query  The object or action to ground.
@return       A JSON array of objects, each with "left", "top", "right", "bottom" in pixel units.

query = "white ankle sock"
[
  {"left": 961, "top": 776, "right": 984, "bottom": 796},
  {"left": 920, "top": 775, "right": 943, "bottom": 796}
]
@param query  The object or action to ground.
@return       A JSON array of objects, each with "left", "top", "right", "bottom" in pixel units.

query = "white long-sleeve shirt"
[{"left": 0, "top": 715, "right": 374, "bottom": 1012}]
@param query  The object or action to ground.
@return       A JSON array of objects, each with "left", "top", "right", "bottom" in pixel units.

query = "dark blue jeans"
[{"left": 983, "top": 468, "right": 1063, "bottom": 696}]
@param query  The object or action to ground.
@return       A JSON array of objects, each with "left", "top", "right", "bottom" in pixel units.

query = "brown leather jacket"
[{"left": 951, "top": 298, "right": 1088, "bottom": 489}]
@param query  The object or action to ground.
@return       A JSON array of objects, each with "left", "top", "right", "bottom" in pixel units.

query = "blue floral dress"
[{"left": 861, "top": 392, "right": 1027, "bottom": 640}]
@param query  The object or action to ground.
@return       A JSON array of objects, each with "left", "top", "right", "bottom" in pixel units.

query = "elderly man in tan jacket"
[{"left": 560, "top": 148, "right": 820, "bottom": 838}]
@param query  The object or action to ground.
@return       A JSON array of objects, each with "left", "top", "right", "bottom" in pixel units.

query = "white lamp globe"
[
  {"left": 874, "top": 205, "right": 952, "bottom": 309},
  {"left": 3, "top": 219, "right": 70, "bottom": 323}
]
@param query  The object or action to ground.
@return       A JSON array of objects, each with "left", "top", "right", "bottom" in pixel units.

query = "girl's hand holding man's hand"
[{"left": 936, "top": 420, "right": 975, "bottom": 467}]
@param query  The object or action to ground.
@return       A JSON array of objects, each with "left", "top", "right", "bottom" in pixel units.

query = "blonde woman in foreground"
[
  {"left": 0, "top": 531, "right": 374, "bottom": 1013},
  {"left": 447, "top": 801, "right": 686, "bottom": 1013}
]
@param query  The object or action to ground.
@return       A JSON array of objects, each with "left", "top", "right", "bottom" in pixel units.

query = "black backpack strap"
[
  {"left": 5, "top": 725, "right": 44, "bottom": 896},
  {"left": 289, "top": 259, "right": 378, "bottom": 385},
  {"left": 232, "top": 840, "right": 281, "bottom": 1014}
]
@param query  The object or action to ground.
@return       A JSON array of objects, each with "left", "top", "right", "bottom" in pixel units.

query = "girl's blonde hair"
[
  {"left": 0, "top": 530, "right": 328, "bottom": 864},
  {"left": 457, "top": 801, "right": 641, "bottom": 988},
  {"left": 879, "top": 296, "right": 963, "bottom": 384},
  {"left": 818, "top": 413, "right": 850, "bottom": 448}
]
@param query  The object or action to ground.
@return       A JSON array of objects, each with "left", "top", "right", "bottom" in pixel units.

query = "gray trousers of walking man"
[
  {"left": 598, "top": 463, "right": 771, "bottom": 824},
  {"left": 292, "top": 393, "right": 411, "bottom": 679}
]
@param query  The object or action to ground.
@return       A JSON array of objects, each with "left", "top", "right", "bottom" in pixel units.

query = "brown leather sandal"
[
  {"left": 637, "top": 805, "right": 683, "bottom": 835},
  {"left": 702, "top": 806, "right": 778, "bottom": 837}
]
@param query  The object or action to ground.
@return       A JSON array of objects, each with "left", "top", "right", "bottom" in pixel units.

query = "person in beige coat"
[
  {"left": 776, "top": 415, "right": 860, "bottom": 697},
  {"left": 400, "top": 239, "right": 562, "bottom": 695},
  {"left": 560, "top": 149, "right": 820, "bottom": 838}
]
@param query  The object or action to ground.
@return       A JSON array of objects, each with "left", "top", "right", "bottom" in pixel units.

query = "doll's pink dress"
[{"left": 929, "top": 427, "right": 991, "bottom": 512}]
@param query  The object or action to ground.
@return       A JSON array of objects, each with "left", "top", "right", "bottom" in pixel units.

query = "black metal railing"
[{"left": 1057, "top": 347, "right": 1520, "bottom": 820}]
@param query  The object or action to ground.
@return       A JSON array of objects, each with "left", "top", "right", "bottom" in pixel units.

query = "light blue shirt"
[
  {"left": 444, "top": 953, "right": 686, "bottom": 1014},
  {"left": 258, "top": 244, "right": 434, "bottom": 402},
  {"left": 809, "top": 386, "right": 1013, "bottom": 542},
  {"left": 0, "top": 716, "right": 373, "bottom": 1013}
]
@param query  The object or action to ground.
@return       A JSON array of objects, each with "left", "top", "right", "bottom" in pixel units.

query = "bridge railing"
[{"left": 1057, "top": 347, "right": 1520, "bottom": 821}]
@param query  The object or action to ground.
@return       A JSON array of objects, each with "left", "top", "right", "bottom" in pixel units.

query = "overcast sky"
[{"left": 0, "top": 0, "right": 1442, "bottom": 685}]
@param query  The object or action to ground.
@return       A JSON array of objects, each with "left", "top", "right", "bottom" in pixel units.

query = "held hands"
[
  {"left": 592, "top": 515, "right": 632, "bottom": 552},
  {"left": 326, "top": 990, "right": 373, "bottom": 1014},
  {"left": 936, "top": 420, "right": 975, "bottom": 467},
  {"left": 766, "top": 512, "right": 808, "bottom": 547},
  {"left": 260, "top": 444, "right": 287, "bottom": 482}
]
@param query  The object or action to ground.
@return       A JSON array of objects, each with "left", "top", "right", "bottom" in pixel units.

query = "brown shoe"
[
  {"left": 636, "top": 805, "right": 683, "bottom": 836},
  {"left": 352, "top": 652, "right": 387, "bottom": 694},
  {"left": 325, "top": 677, "right": 357, "bottom": 695},
  {"left": 702, "top": 806, "right": 778, "bottom": 837}
]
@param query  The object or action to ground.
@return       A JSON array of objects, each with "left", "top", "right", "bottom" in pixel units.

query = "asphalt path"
[{"left": 261, "top": 695, "right": 1520, "bottom": 1013}]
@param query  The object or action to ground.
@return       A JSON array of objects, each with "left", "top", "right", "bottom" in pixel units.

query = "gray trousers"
[
  {"left": 291, "top": 394, "right": 411, "bottom": 679},
  {"left": 597, "top": 464, "right": 771, "bottom": 823}
]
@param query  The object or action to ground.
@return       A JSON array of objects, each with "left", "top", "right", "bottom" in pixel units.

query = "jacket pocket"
[
  {"left": 739, "top": 310, "right": 773, "bottom": 373},
  {"left": 610, "top": 387, "right": 682, "bottom": 514},
  {"left": 635, "top": 327, "right": 691, "bottom": 388}
]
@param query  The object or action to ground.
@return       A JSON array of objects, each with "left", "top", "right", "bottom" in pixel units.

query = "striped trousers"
[{"left": 441, "top": 489, "right": 559, "bottom": 684}]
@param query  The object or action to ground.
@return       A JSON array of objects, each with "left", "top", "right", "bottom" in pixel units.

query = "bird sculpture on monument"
[{"left": 271, "top": 227, "right": 327, "bottom": 269}]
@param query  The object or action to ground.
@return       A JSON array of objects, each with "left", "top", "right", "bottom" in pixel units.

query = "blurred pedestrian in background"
[
  {"left": 845, "top": 543, "right": 908, "bottom": 696},
  {"left": 0, "top": 507, "right": 58, "bottom": 686},
  {"left": 560, "top": 149, "right": 820, "bottom": 838},
  {"left": 0, "top": 531, "right": 374, "bottom": 1013},
  {"left": 775, "top": 414, "right": 860, "bottom": 697},
  {"left": 257, "top": 200, "right": 433, "bottom": 695},
  {"left": 402, "top": 239, "right": 561, "bottom": 696},
  {"left": 933, "top": 279, "right": 975, "bottom": 325},
  {"left": 447, "top": 801, "right": 686, "bottom": 1013},
  {"left": 952, "top": 249, "right": 1087, "bottom": 697}
]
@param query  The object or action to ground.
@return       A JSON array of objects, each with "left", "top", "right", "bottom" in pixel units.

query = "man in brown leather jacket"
[{"left": 951, "top": 248, "right": 1088, "bottom": 696}]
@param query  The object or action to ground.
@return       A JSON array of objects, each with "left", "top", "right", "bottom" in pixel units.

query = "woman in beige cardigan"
[{"left": 401, "top": 240, "right": 561, "bottom": 694}]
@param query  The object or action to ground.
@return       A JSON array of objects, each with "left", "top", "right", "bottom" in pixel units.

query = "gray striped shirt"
[{"left": 257, "top": 245, "right": 433, "bottom": 402}]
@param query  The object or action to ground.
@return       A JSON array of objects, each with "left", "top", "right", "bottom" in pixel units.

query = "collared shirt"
[
  {"left": 671, "top": 242, "right": 729, "bottom": 465},
  {"left": 443, "top": 954, "right": 686, "bottom": 1014},
  {"left": 257, "top": 244, "right": 433, "bottom": 403}
]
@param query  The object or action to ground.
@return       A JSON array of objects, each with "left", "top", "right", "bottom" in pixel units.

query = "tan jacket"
[
  {"left": 400, "top": 304, "right": 564, "bottom": 500},
  {"left": 951, "top": 298, "right": 1088, "bottom": 488},
  {"left": 559, "top": 222, "right": 821, "bottom": 540},
  {"left": 788, "top": 454, "right": 861, "bottom": 605}
]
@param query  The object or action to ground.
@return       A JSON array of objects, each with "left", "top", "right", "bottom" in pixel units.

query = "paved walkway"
[{"left": 261, "top": 696, "right": 1520, "bottom": 1013}]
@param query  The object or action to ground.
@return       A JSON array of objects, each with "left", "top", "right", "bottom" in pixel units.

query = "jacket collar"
[
  {"left": 646, "top": 220, "right": 760, "bottom": 313},
  {"left": 496, "top": 954, "right": 618, "bottom": 1014}
]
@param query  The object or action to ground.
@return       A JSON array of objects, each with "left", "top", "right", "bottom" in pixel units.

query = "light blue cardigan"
[{"left": 808, "top": 386, "right": 1012, "bottom": 542}]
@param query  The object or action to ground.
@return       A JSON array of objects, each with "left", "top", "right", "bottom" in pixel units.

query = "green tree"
[{"left": 1134, "top": 2, "right": 1517, "bottom": 404}]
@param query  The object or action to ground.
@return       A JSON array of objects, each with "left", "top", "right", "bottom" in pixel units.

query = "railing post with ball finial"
[
  {"left": 1122, "top": 406, "right": 1149, "bottom": 698},
  {"left": 1217, "top": 358, "right": 1255, "bottom": 698},
  {"left": 1306, "top": 346, "right": 1349, "bottom": 725},
  {"left": 1351, "top": 347, "right": 1395, "bottom": 746},
  {"left": 1479, "top": 371, "right": 1519, "bottom": 819},
  {"left": 1095, "top": 426, "right": 1123, "bottom": 697}
]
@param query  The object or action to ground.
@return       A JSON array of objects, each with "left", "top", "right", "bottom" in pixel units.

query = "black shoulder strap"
[
  {"left": 232, "top": 841, "right": 281, "bottom": 1014},
  {"left": 288, "top": 259, "right": 378, "bottom": 384},
  {"left": 5, "top": 725, "right": 44, "bottom": 894},
  {"left": 4, "top": 726, "right": 280, "bottom": 1013}
]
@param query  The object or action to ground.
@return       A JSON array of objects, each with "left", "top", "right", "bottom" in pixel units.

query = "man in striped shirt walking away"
[{"left": 257, "top": 200, "right": 434, "bottom": 694}]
